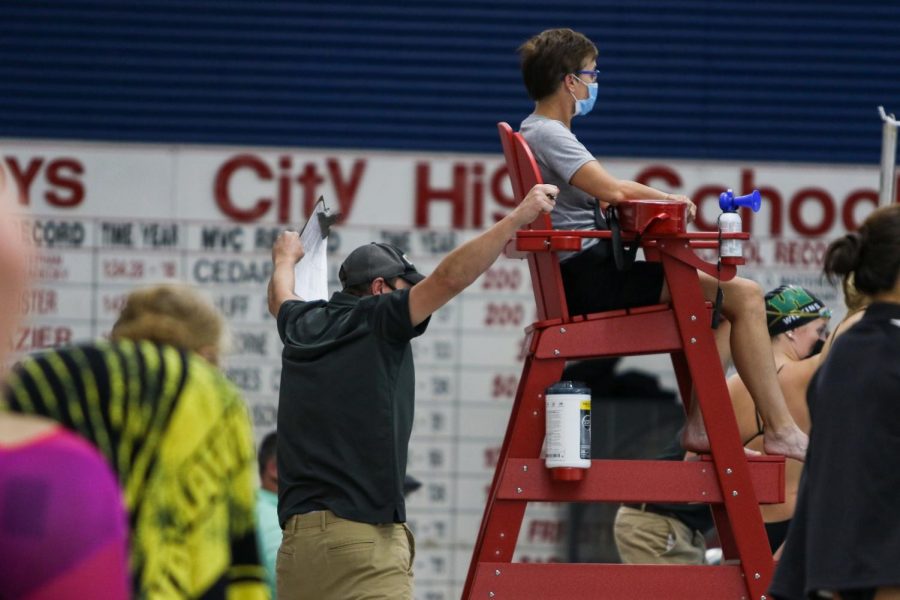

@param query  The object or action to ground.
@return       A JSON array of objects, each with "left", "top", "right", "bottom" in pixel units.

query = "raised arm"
[
  {"left": 267, "top": 231, "right": 304, "bottom": 317},
  {"left": 407, "top": 183, "right": 558, "bottom": 327}
]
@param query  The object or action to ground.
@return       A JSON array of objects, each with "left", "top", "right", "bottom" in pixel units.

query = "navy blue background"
[{"left": 2, "top": 1, "right": 899, "bottom": 163}]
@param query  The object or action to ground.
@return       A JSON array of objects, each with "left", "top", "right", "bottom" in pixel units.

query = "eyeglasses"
[{"left": 560, "top": 70, "right": 600, "bottom": 82}]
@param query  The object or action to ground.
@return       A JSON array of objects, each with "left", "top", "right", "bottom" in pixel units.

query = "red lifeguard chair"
[{"left": 460, "top": 123, "right": 785, "bottom": 599}]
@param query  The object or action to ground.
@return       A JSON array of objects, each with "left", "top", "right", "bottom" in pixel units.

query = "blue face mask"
[{"left": 570, "top": 75, "right": 598, "bottom": 117}]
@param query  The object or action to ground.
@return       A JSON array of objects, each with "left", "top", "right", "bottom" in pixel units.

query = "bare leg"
[
  {"left": 681, "top": 319, "right": 731, "bottom": 451},
  {"left": 661, "top": 274, "right": 808, "bottom": 461}
]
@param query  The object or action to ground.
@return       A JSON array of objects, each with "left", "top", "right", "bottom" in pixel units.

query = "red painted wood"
[
  {"left": 463, "top": 124, "right": 779, "bottom": 600},
  {"left": 470, "top": 564, "right": 750, "bottom": 599},
  {"left": 495, "top": 458, "right": 784, "bottom": 504}
]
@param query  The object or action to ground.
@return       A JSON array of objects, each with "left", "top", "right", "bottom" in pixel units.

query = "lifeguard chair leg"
[
  {"left": 462, "top": 351, "right": 566, "bottom": 597},
  {"left": 660, "top": 251, "right": 773, "bottom": 598}
]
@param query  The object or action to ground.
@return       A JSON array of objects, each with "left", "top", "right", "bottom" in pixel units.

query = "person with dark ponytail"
[{"left": 770, "top": 204, "right": 900, "bottom": 600}]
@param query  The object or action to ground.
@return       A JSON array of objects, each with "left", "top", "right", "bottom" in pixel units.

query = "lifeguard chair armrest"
[{"left": 514, "top": 229, "right": 744, "bottom": 282}]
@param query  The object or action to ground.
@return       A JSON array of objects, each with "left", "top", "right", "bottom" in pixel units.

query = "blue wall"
[{"left": 2, "top": 1, "right": 899, "bottom": 163}]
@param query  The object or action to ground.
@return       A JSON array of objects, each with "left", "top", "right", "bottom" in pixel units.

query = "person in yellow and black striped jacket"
[{"left": 2, "top": 284, "right": 269, "bottom": 600}]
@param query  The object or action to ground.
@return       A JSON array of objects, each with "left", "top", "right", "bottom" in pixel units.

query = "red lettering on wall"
[
  {"left": 483, "top": 446, "right": 500, "bottom": 469},
  {"left": 692, "top": 184, "right": 728, "bottom": 231},
  {"left": 790, "top": 187, "right": 835, "bottom": 236},
  {"left": 15, "top": 326, "right": 72, "bottom": 352},
  {"left": 297, "top": 162, "right": 325, "bottom": 218},
  {"left": 326, "top": 158, "right": 364, "bottom": 223},
  {"left": 635, "top": 165, "right": 682, "bottom": 190},
  {"left": 6, "top": 158, "right": 44, "bottom": 205},
  {"left": 842, "top": 189, "right": 878, "bottom": 231},
  {"left": 214, "top": 154, "right": 273, "bottom": 222},
  {"left": 213, "top": 154, "right": 365, "bottom": 224},
  {"left": 3, "top": 157, "right": 86, "bottom": 208},
  {"left": 470, "top": 162, "right": 484, "bottom": 228},
  {"left": 774, "top": 240, "right": 829, "bottom": 266},
  {"left": 277, "top": 156, "right": 292, "bottom": 223},
  {"left": 45, "top": 158, "right": 85, "bottom": 207},
  {"left": 491, "top": 165, "right": 517, "bottom": 223},
  {"left": 527, "top": 519, "right": 564, "bottom": 543},
  {"left": 415, "top": 163, "right": 467, "bottom": 227}
]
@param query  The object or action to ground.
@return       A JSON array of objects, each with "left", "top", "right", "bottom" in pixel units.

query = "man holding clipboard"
[{"left": 267, "top": 184, "right": 557, "bottom": 600}]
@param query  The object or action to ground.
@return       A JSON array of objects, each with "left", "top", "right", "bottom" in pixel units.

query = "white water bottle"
[{"left": 545, "top": 381, "right": 591, "bottom": 481}]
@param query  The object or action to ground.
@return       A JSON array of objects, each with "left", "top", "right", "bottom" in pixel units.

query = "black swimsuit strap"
[{"left": 743, "top": 364, "right": 786, "bottom": 445}]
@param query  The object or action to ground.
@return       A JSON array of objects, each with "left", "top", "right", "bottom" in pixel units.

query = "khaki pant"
[
  {"left": 276, "top": 510, "right": 415, "bottom": 600},
  {"left": 614, "top": 505, "right": 706, "bottom": 564}
]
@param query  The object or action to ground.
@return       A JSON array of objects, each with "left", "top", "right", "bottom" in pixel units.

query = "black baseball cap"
[{"left": 338, "top": 242, "right": 426, "bottom": 288}]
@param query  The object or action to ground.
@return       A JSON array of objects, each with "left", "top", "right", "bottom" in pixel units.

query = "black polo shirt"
[{"left": 276, "top": 289, "right": 429, "bottom": 526}]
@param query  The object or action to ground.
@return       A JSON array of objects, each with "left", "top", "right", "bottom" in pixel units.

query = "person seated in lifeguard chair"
[{"left": 514, "top": 28, "right": 807, "bottom": 461}]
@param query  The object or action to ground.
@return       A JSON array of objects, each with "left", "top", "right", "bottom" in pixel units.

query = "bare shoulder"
[
  {"left": 780, "top": 357, "right": 819, "bottom": 388},
  {"left": 819, "top": 308, "right": 867, "bottom": 363}
]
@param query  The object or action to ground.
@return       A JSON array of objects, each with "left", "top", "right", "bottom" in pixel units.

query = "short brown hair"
[
  {"left": 519, "top": 28, "right": 598, "bottom": 101},
  {"left": 110, "top": 283, "right": 227, "bottom": 360}
]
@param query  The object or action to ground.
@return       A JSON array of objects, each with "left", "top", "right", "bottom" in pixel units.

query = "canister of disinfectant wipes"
[{"left": 545, "top": 381, "right": 591, "bottom": 481}]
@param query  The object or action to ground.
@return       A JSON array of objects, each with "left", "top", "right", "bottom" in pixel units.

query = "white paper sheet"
[{"left": 293, "top": 198, "right": 333, "bottom": 301}]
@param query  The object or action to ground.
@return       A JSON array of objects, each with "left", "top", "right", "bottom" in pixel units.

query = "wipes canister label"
[{"left": 580, "top": 400, "right": 591, "bottom": 460}]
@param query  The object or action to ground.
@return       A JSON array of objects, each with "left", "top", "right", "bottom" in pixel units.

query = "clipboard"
[{"left": 294, "top": 196, "right": 340, "bottom": 301}]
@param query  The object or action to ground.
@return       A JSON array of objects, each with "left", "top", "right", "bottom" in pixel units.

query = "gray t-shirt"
[{"left": 520, "top": 114, "right": 605, "bottom": 254}]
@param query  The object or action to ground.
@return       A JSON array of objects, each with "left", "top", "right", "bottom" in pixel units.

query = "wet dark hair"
[
  {"left": 519, "top": 28, "right": 598, "bottom": 101},
  {"left": 823, "top": 204, "right": 900, "bottom": 296}
]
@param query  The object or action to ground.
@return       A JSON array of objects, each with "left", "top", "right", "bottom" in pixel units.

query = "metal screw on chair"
[
  {"left": 553, "top": 349, "right": 560, "bottom": 355},
  {"left": 690, "top": 337, "right": 697, "bottom": 344},
  {"left": 495, "top": 570, "right": 501, "bottom": 576},
  {"left": 489, "top": 592, "right": 495, "bottom": 598},
  {"left": 726, "top": 468, "right": 733, "bottom": 475},
  {"left": 754, "top": 573, "right": 761, "bottom": 580},
  {"left": 516, "top": 487, "right": 523, "bottom": 494},
  {"left": 560, "top": 327, "right": 566, "bottom": 333},
  {"left": 523, "top": 465, "right": 528, "bottom": 472},
  {"left": 691, "top": 315, "right": 697, "bottom": 321},
  {"left": 732, "top": 490, "right": 739, "bottom": 496}
]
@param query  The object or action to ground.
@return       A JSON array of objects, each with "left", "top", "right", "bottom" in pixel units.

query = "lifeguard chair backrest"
[
  {"left": 497, "top": 122, "right": 524, "bottom": 201},
  {"left": 510, "top": 130, "right": 571, "bottom": 322},
  {"left": 498, "top": 122, "right": 552, "bottom": 321}
]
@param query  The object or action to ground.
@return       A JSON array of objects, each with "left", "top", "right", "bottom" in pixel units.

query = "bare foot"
[
  {"left": 681, "top": 414, "right": 709, "bottom": 454},
  {"left": 681, "top": 417, "right": 763, "bottom": 457},
  {"left": 763, "top": 424, "right": 808, "bottom": 462}
]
